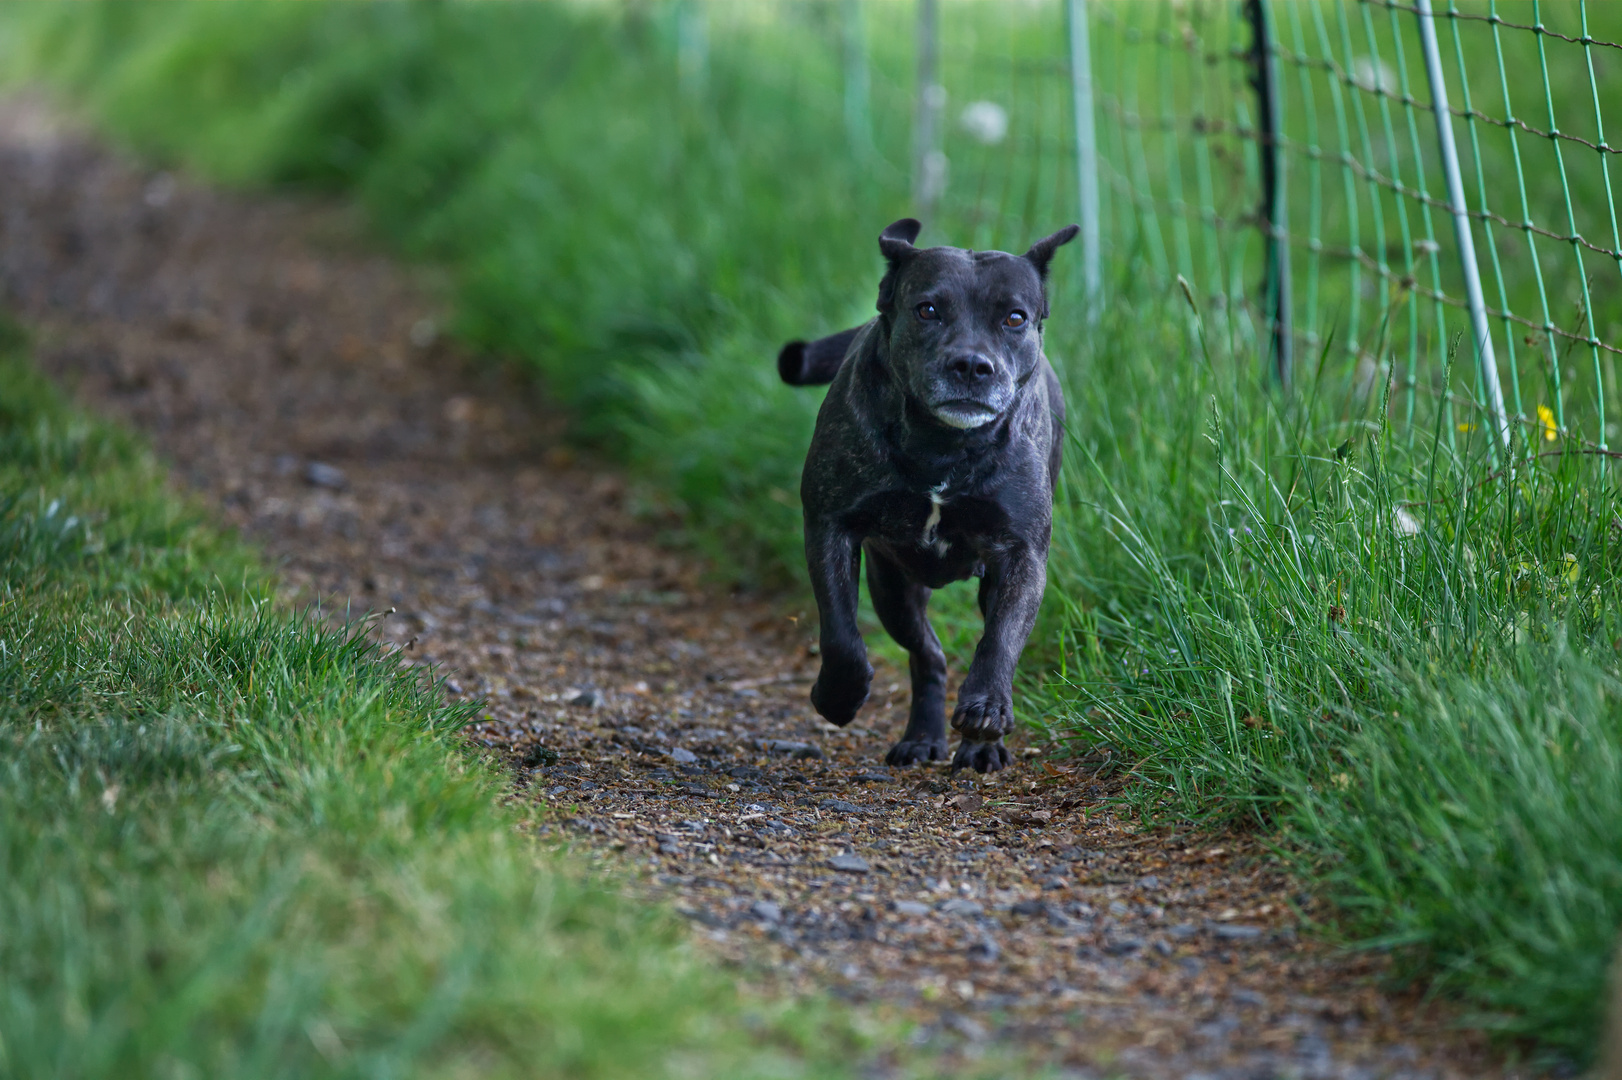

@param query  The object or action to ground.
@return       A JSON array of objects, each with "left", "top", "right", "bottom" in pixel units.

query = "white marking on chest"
[{"left": 922, "top": 482, "right": 950, "bottom": 554}]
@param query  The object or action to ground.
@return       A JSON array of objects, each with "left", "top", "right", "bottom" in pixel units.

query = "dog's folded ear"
[
  {"left": 1023, "top": 224, "right": 1081, "bottom": 280},
  {"left": 876, "top": 218, "right": 923, "bottom": 312},
  {"left": 879, "top": 218, "right": 923, "bottom": 257}
]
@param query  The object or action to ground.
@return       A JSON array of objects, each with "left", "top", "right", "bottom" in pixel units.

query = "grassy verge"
[
  {"left": 10, "top": 0, "right": 1622, "bottom": 1064},
  {"left": 0, "top": 324, "right": 921, "bottom": 1077},
  {"left": 1041, "top": 290, "right": 1622, "bottom": 1057},
  {"left": 5, "top": 0, "right": 897, "bottom": 586}
]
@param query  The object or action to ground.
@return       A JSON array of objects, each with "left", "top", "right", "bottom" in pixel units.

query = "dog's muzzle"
[{"left": 925, "top": 350, "right": 1013, "bottom": 429}]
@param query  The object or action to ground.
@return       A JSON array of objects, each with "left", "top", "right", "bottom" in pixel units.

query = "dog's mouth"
[{"left": 930, "top": 399, "right": 1002, "bottom": 429}]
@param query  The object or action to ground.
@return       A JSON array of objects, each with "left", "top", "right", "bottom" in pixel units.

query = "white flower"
[
  {"left": 1350, "top": 56, "right": 1398, "bottom": 96},
  {"left": 960, "top": 101, "right": 1009, "bottom": 145}
]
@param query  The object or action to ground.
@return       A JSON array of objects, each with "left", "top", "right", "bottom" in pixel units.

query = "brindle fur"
[{"left": 779, "top": 218, "right": 1078, "bottom": 772}]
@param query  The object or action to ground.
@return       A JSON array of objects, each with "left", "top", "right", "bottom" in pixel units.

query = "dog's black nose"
[{"left": 946, "top": 354, "right": 996, "bottom": 382}]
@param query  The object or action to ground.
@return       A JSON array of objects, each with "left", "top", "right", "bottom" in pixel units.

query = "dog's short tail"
[{"left": 778, "top": 325, "right": 863, "bottom": 387}]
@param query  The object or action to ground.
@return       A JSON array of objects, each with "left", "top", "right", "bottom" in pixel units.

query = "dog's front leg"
[
  {"left": 951, "top": 540, "right": 1048, "bottom": 772},
  {"left": 805, "top": 522, "right": 871, "bottom": 726}
]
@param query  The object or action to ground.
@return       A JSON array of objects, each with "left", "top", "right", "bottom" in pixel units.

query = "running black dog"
[{"left": 778, "top": 219, "right": 1078, "bottom": 773}]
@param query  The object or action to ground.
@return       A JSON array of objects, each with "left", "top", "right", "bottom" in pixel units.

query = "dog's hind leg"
[
  {"left": 777, "top": 324, "right": 865, "bottom": 386},
  {"left": 864, "top": 546, "right": 950, "bottom": 766}
]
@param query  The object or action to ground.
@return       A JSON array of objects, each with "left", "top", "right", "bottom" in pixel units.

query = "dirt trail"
[{"left": 0, "top": 101, "right": 1529, "bottom": 1079}]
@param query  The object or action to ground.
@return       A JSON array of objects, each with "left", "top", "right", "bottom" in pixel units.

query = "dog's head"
[{"left": 874, "top": 219, "right": 1078, "bottom": 431}]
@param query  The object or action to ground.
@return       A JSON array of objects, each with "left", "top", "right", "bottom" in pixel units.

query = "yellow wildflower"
[{"left": 1537, "top": 403, "right": 1558, "bottom": 441}]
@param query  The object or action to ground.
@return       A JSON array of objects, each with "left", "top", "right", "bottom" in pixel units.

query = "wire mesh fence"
[
  {"left": 668, "top": 1, "right": 1622, "bottom": 463},
  {"left": 1076, "top": 0, "right": 1622, "bottom": 463},
  {"left": 1070, "top": 0, "right": 1622, "bottom": 462}
]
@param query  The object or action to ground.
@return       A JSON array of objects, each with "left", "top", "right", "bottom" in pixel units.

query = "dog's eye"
[
  {"left": 1004, "top": 310, "right": 1028, "bottom": 328},
  {"left": 916, "top": 302, "right": 940, "bottom": 321}
]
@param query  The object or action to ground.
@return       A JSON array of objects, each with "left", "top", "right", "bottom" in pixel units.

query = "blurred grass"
[
  {"left": 0, "top": 320, "right": 956, "bottom": 1077},
  {"left": 6, "top": 0, "right": 1622, "bottom": 1065},
  {"left": 5, "top": 0, "right": 904, "bottom": 585}
]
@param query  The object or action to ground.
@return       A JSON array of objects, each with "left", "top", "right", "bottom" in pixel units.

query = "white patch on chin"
[{"left": 933, "top": 405, "right": 996, "bottom": 430}]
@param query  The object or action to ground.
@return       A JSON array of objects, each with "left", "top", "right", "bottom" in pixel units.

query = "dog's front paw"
[
  {"left": 810, "top": 655, "right": 872, "bottom": 727},
  {"left": 950, "top": 693, "right": 1014, "bottom": 741},
  {"left": 886, "top": 737, "right": 949, "bottom": 766},
  {"left": 951, "top": 738, "right": 1012, "bottom": 774}
]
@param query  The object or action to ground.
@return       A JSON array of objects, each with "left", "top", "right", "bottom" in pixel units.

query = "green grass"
[
  {"left": 0, "top": 323, "right": 940, "bottom": 1077},
  {"left": 5, "top": 0, "right": 899, "bottom": 585},
  {"left": 1040, "top": 288, "right": 1622, "bottom": 1057},
  {"left": 8, "top": 0, "right": 1622, "bottom": 1065}
]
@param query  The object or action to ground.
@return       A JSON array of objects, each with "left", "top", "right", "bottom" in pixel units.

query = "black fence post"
[{"left": 1245, "top": 0, "right": 1292, "bottom": 391}]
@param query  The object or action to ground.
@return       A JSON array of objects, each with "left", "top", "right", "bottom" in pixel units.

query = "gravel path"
[{"left": 0, "top": 100, "right": 1533, "bottom": 1080}]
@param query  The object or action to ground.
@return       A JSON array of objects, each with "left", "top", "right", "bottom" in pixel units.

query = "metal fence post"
[
  {"left": 1068, "top": 0, "right": 1102, "bottom": 327},
  {"left": 1413, "top": 0, "right": 1510, "bottom": 453},
  {"left": 842, "top": 0, "right": 873, "bottom": 160},
  {"left": 675, "top": 0, "right": 708, "bottom": 100},
  {"left": 1245, "top": 0, "right": 1292, "bottom": 390},
  {"left": 913, "top": 0, "right": 946, "bottom": 218}
]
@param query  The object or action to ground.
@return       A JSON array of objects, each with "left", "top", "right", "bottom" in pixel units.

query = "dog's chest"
[
  {"left": 920, "top": 483, "right": 950, "bottom": 554},
  {"left": 855, "top": 485, "right": 1010, "bottom": 587},
  {"left": 859, "top": 484, "right": 1005, "bottom": 553}
]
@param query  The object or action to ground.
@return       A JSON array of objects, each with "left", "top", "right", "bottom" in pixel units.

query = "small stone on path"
[
  {"left": 945, "top": 1014, "right": 988, "bottom": 1041},
  {"left": 939, "top": 898, "right": 983, "bottom": 917},
  {"left": 303, "top": 460, "right": 347, "bottom": 489},
  {"left": 763, "top": 739, "right": 823, "bottom": 759},
  {"left": 828, "top": 854, "right": 870, "bottom": 874},
  {"left": 1105, "top": 936, "right": 1145, "bottom": 955},
  {"left": 1213, "top": 924, "right": 1265, "bottom": 941}
]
